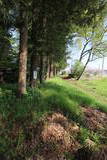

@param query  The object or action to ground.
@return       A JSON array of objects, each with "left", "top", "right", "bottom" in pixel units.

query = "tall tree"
[
  {"left": 71, "top": 22, "right": 107, "bottom": 80},
  {"left": 18, "top": 2, "right": 28, "bottom": 96}
]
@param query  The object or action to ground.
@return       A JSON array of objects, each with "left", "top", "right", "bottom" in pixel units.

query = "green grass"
[
  {"left": 0, "top": 77, "right": 107, "bottom": 159},
  {"left": 43, "top": 78, "right": 107, "bottom": 113},
  {"left": 0, "top": 77, "right": 107, "bottom": 122},
  {"left": 72, "top": 77, "right": 107, "bottom": 106}
]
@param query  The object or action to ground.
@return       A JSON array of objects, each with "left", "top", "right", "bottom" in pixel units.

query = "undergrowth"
[{"left": 0, "top": 78, "right": 107, "bottom": 159}]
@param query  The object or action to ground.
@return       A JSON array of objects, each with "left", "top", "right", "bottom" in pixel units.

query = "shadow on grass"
[
  {"left": 41, "top": 80, "right": 107, "bottom": 114},
  {"left": 0, "top": 78, "right": 107, "bottom": 124},
  {"left": 0, "top": 78, "right": 107, "bottom": 159},
  {"left": 0, "top": 81, "right": 83, "bottom": 123}
]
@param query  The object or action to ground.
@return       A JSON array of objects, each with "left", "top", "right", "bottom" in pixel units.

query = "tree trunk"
[
  {"left": 43, "top": 55, "right": 48, "bottom": 80},
  {"left": 30, "top": 54, "right": 38, "bottom": 87},
  {"left": 79, "top": 41, "right": 90, "bottom": 62},
  {"left": 77, "top": 51, "right": 92, "bottom": 80},
  {"left": 30, "top": 0, "right": 46, "bottom": 86},
  {"left": 51, "top": 62, "right": 54, "bottom": 77},
  {"left": 29, "top": 0, "right": 38, "bottom": 87},
  {"left": 46, "top": 56, "right": 50, "bottom": 79},
  {"left": 18, "top": 5, "right": 28, "bottom": 96},
  {"left": 39, "top": 54, "right": 43, "bottom": 83},
  {"left": 53, "top": 65, "right": 56, "bottom": 77},
  {"left": 56, "top": 69, "right": 58, "bottom": 76},
  {"left": 49, "top": 57, "right": 52, "bottom": 78}
]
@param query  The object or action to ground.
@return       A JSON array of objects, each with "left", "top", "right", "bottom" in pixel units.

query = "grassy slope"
[
  {"left": 72, "top": 78, "right": 107, "bottom": 105},
  {"left": 0, "top": 77, "right": 107, "bottom": 122},
  {"left": 44, "top": 78, "right": 107, "bottom": 113},
  {"left": 0, "top": 78, "right": 107, "bottom": 158}
]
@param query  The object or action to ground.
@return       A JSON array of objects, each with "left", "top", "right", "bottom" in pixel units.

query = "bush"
[{"left": 70, "top": 61, "right": 84, "bottom": 79}]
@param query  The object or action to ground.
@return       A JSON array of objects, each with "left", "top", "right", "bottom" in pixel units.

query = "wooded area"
[
  {"left": 0, "top": 0, "right": 107, "bottom": 160},
  {"left": 0, "top": 0, "right": 107, "bottom": 95}
]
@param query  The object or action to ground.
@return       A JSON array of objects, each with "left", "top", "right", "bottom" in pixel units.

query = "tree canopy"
[{"left": 0, "top": 0, "right": 107, "bottom": 95}]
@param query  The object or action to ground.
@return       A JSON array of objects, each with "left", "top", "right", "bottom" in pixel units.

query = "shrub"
[{"left": 70, "top": 61, "right": 84, "bottom": 79}]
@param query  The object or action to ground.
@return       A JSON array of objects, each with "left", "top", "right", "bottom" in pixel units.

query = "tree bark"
[
  {"left": 29, "top": 0, "right": 38, "bottom": 87},
  {"left": 30, "top": 54, "right": 38, "bottom": 87},
  {"left": 77, "top": 51, "right": 92, "bottom": 80},
  {"left": 79, "top": 41, "right": 90, "bottom": 62},
  {"left": 18, "top": 5, "right": 28, "bottom": 96},
  {"left": 43, "top": 55, "right": 48, "bottom": 80},
  {"left": 49, "top": 57, "right": 52, "bottom": 78},
  {"left": 46, "top": 56, "right": 50, "bottom": 79},
  {"left": 30, "top": 0, "right": 46, "bottom": 86},
  {"left": 39, "top": 54, "right": 44, "bottom": 83},
  {"left": 53, "top": 65, "right": 56, "bottom": 77}
]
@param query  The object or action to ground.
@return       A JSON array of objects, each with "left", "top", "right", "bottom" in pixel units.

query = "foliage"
[
  {"left": 0, "top": 0, "right": 107, "bottom": 158},
  {"left": 0, "top": 0, "right": 107, "bottom": 87},
  {"left": 79, "top": 128, "right": 100, "bottom": 146},
  {"left": 69, "top": 20, "right": 107, "bottom": 80},
  {"left": 71, "top": 61, "right": 84, "bottom": 79}
]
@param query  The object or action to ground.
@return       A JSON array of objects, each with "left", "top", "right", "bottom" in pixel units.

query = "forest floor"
[{"left": 0, "top": 78, "right": 107, "bottom": 160}]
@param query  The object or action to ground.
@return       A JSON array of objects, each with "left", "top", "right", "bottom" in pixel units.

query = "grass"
[
  {"left": 0, "top": 77, "right": 107, "bottom": 122},
  {"left": 43, "top": 78, "right": 107, "bottom": 113},
  {"left": 0, "top": 77, "right": 107, "bottom": 159},
  {"left": 72, "top": 77, "right": 107, "bottom": 106}
]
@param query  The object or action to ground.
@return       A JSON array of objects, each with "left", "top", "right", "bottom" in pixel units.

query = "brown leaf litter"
[{"left": 82, "top": 107, "right": 107, "bottom": 131}]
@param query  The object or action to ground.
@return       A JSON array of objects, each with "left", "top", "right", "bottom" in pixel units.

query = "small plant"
[
  {"left": 79, "top": 128, "right": 101, "bottom": 149},
  {"left": 90, "top": 132, "right": 101, "bottom": 145},
  {"left": 79, "top": 128, "right": 90, "bottom": 145}
]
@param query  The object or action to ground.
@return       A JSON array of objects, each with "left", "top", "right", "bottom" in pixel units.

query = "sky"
[
  {"left": 88, "top": 57, "right": 107, "bottom": 70},
  {"left": 66, "top": 19, "right": 107, "bottom": 71},
  {"left": 67, "top": 34, "right": 107, "bottom": 71},
  {"left": 66, "top": 45, "right": 107, "bottom": 71}
]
